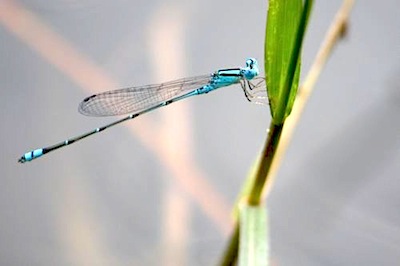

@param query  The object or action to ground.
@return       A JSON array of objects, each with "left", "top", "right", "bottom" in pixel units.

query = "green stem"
[
  {"left": 248, "top": 122, "right": 283, "bottom": 205},
  {"left": 219, "top": 223, "right": 240, "bottom": 266},
  {"left": 219, "top": 122, "right": 282, "bottom": 265},
  {"left": 219, "top": 1, "right": 314, "bottom": 264}
]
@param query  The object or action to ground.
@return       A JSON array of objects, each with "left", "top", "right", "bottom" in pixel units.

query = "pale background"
[{"left": 1, "top": 0, "right": 400, "bottom": 265}]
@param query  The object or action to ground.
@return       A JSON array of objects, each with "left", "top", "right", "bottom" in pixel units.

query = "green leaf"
[
  {"left": 238, "top": 205, "right": 269, "bottom": 266},
  {"left": 265, "top": 0, "right": 313, "bottom": 124}
]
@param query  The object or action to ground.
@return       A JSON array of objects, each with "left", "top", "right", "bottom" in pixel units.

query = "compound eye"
[{"left": 246, "top": 58, "right": 254, "bottom": 68}]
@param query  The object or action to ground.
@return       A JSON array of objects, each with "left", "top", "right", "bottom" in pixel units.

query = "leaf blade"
[
  {"left": 238, "top": 204, "right": 269, "bottom": 266},
  {"left": 265, "top": 0, "right": 313, "bottom": 124}
]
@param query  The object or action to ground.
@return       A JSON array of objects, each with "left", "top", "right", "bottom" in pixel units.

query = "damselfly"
[{"left": 18, "top": 58, "right": 266, "bottom": 163}]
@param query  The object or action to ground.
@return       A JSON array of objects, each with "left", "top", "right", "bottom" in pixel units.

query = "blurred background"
[{"left": 1, "top": 0, "right": 400, "bottom": 265}]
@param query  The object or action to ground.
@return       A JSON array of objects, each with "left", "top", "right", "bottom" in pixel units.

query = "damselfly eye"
[{"left": 246, "top": 58, "right": 254, "bottom": 68}]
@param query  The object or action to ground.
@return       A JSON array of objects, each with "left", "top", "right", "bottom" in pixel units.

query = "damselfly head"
[{"left": 243, "top": 58, "right": 259, "bottom": 80}]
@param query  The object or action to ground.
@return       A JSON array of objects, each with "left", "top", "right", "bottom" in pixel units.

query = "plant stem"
[
  {"left": 248, "top": 123, "right": 283, "bottom": 205},
  {"left": 218, "top": 0, "right": 355, "bottom": 265},
  {"left": 219, "top": 223, "right": 240, "bottom": 266},
  {"left": 218, "top": 124, "right": 282, "bottom": 266}
]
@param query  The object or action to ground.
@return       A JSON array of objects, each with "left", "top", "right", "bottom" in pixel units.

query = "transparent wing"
[
  {"left": 79, "top": 74, "right": 212, "bottom": 116},
  {"left": 241, "top": 77, "right": 269, "bottom": 106}
]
